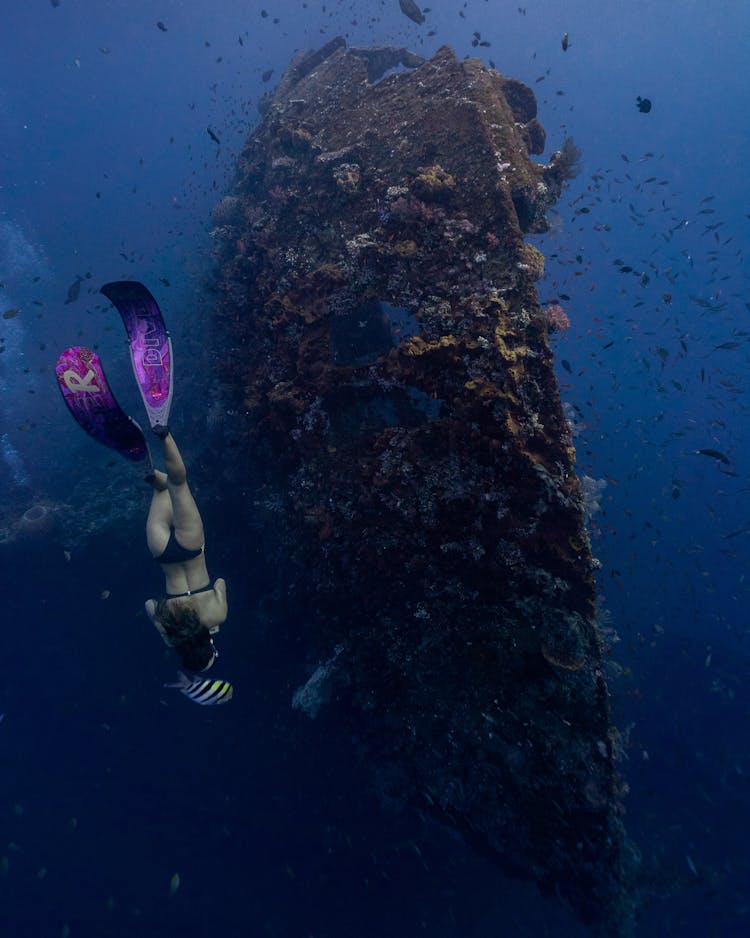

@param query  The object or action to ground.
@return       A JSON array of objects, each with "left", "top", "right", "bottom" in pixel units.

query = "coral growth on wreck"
[{"left": 211, "top": 40, "right": 638, "bottom": 936}]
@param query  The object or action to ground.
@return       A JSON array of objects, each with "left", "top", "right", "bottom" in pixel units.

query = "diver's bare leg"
[
  {"left": 160, "top": 432, "right": 188, "bottom": 486},
  {"left": 146, "top": 485, "right": 173, "bottom": 556},
  {"left": 159, "top": 432, "right": 204, "bottom": 546},
  {"left": 146, "top": 469, "right": 168, "bottom": 492}
]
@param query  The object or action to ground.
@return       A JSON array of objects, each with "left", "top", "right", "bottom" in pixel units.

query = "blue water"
[{"left": 2, "top": 1, "right": 749, "bottom": 935}]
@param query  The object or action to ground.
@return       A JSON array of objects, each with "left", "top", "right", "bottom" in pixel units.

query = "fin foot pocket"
[{"left": 100, "top": 281, "right": 174, "bottom": 431}]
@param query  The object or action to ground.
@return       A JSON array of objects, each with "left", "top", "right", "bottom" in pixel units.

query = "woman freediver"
[
  {"left": 56, "top": 281, "right": 229, "bottom": 684},
  {"left": 144, "top": 427, "right": 227, "bottom": 672}
]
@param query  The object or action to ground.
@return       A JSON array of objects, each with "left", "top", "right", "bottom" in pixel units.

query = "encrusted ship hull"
[{"left": 212, "top": 40, "right": 637, "bottom": 935}]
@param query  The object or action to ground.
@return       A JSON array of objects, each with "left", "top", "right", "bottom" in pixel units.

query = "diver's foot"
[
  {"left": 145, "top": 469, "right": 168, "bottom": 491},
  {"left": 152, "top": 424, "right": 170, "bottom": 439}
]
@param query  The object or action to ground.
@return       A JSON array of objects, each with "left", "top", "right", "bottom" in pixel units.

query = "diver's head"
[
  {"left": 154, "top": 599, "right": 217, "bottom": 672},
  {"left": 177, "top": 631, "right": 217, "bottom": 672}
]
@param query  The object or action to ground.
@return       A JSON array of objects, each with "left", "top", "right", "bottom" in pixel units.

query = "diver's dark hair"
[{"left": 154, "top": 599, "right": 214, "bottom": 672}]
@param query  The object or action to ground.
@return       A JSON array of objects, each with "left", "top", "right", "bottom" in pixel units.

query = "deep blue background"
[{"left": 1, "top": 1, "right": 749, "bottom": 935}]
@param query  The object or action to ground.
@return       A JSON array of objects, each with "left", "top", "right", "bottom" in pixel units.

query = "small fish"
[
  {"left": 261, "top": 68, "right": 274, "bottom": 82},
  {"left": 714, "top": 341, "right": 741, "bottom": 350},
  {"left": 159, "top": 277, "right": 171, "bottom": 287},
  {"left": 99, "top": 47, "right": 112, "bottom": 55},
  {"left": 561, "top": 359, "right": 572, "bottom": 374},
  {"left": 50, "top": 0, "right": 61, "bottom": 6},
  {"left": 64, "top": 277, "right": 82, "bottom": 304},
  {"left": 156, "top": 21, "right": 167, "bottom": 31},
  {"left": 561, "top": 32, "right": 569, "bottom": 51},
  {"left": 2, "top": 308, "right": 20, "bottom": 319},
  {"left": 399, "top": 0, "right": 425, "bottom": 25},
  {"left": 169, "top": 872, "right": 181, "bottom": 896},
  {"left": 100, "top": 590, "right": 110, "bottom": 600},
  {"left": 695, "top": 448, "right": 730, "bottom": 465},
  {"left": 636, "top": 96, "right": 652, "bottom": 113},
  {"left": 206, "top": 127, "right": 221, "bottom": 145},
  {"left": 165, "top": 672, "right": 233, "bottom": 705}
]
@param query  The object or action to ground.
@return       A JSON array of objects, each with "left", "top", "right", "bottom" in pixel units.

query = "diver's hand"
[
  {"left": 145, "top": 598, "right": 173, "bottom": 646},
  {"left": 214, "top": 578, "right": 228, "bottom": 622}
]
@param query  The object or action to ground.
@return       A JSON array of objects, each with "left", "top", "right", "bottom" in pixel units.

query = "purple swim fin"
[
  {"left": 100, "top": 281, "right": 174, "bottom": 430},
  {"left": 55, "top": 346, "right": 151, "bottom": 464}
]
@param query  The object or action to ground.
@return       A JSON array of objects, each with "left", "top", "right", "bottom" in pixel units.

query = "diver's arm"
[
  {"left": 145, "top": 598, "right": 172, "bottom": 645},
  {"left": 214, "top": 578, "right": 228, "bottom": 619}
]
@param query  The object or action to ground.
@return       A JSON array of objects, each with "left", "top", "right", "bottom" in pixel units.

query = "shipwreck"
[{"left": 210, "top": 39, "right": 638, "bottom": 935}]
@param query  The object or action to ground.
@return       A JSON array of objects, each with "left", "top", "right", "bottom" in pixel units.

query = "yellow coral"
[
  {"left": 516, "top": 243, "right": 545, "bottom": 281},
  {"left": 505, "top": 413, "right": 521, "bottom": 436},
  {"left": 394, "top": 239, "right": 418, "bottom": 257},
  {"left": 333, "top": 162, "right": 361, "bottom": 193},
  {"left": 492, "top": 331, "right": 527, "bottom": 386},
  {"left": 413, "top": 164, "right": 456, "bottom": 198}
]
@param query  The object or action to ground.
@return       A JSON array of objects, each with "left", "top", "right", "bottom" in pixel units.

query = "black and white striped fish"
[{"left": 165, "top": 672, "right": 233, "bottom": 705}]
